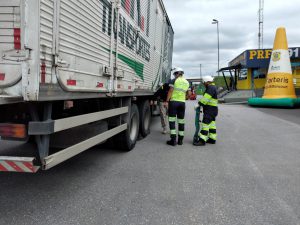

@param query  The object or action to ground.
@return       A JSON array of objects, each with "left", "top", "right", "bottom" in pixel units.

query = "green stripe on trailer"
[
  {"left": 117, "top": 54, "right": 144, "bottom": 81},
  {"left": 101, "top": 46, "right": 144, "bottom": 80},
  {"left": 248, "top": 98, "right": 300, "bottom": 108}
]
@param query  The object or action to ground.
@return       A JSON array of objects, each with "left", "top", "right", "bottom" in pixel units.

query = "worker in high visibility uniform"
[
  {"left": 193, "top": 76, "right": 218, "bottom": 146},
  {"left": 166, "top": 67, "right": 191, "bottom": 146}
]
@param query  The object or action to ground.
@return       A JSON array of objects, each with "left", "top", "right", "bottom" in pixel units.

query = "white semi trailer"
[{"left": 0, "top": 0, "right": 174, "bottom": 172}]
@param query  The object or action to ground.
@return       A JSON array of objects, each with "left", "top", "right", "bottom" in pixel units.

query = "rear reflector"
[
  {"left": 96, "top": 82, "right": 104, "bottom": 88},
  {"left": 125, "top": 0, "right": 131, "bottom": 14},
  {"left": 14, "top": 28, "right": 21, "bottom": 50},
  {"left": 67, "top": 79, "right": 76, "bottom": 86},
  {"left": 41, "top": 62, "right": 46, "bottom": 84},
  {"left": 141, "top": 16, "right": 145, "bottom": 31},
  {"left": 0, "top": 124, "right": 27, "bottom": 139},
  {"left": 0, "top": 73, "right": 5, "bottom": 81},
  {"left": 0, "top": 157, "right": 39, "bottom": 173}
]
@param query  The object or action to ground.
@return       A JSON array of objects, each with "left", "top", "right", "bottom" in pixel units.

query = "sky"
[{"left": 163, "top": 0, "right": 300, "bottom": 78}]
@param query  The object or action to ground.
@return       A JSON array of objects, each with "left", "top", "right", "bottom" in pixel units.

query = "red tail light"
[{"left": 0, "top": 124, "right": 27, "bottom": 139}]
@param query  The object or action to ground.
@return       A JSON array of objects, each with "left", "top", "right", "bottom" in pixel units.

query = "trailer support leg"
[{"left": 30, "top": 103, "right": 52, "bottom": 161}]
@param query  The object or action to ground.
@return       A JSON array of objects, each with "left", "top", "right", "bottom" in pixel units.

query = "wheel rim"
[{"left": 130, "top": 113, "right": 138, "bottom": 141}]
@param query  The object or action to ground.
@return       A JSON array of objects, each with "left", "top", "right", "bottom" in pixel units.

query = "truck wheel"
[
  {"left": 139, "top": 100, "right": 151, "bottom": 137},
  {"left": 116, "top": 104, "right": 140, "bottom": 151}
]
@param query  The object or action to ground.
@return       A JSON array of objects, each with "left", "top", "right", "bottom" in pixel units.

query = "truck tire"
[
  {"left": 139, "top": 100, "right": 151, "bottom": 137},
  {"left": 116, "top": 104, "right": 140, "bottom": 151}
]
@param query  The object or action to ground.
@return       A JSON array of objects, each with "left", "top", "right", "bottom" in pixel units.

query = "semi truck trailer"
[{"left": 0, "top": 0, "right": 174, "bottom": 172}]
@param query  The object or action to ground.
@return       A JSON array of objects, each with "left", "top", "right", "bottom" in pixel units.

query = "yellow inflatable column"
[{"left": 263, "top": 27, "right": 296, "bottom": 99}]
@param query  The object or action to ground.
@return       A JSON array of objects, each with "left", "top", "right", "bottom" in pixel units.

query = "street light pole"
[
  {"left": 212, "top": 19, "right": 220, "bottom": 77},
  {"left": 199, "top": 64, "right": 202, "bottom": 80}
]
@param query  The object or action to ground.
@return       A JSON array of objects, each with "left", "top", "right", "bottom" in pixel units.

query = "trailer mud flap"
[{"left": 0, "top": 156, "right": 39, "bottom": 173}]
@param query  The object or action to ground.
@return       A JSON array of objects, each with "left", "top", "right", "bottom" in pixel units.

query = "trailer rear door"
[
  {"left": 55, "top": 0, "right": 113, "bottom": 93},
  {"left": 0, "top": 0, "right": 23, "bottom": 88}
]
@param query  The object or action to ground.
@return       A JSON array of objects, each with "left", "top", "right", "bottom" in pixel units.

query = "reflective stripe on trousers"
[
  {"left": 208, "top": 121, "right": 217, "bottom": 140},
  {"left": 177, "top": 118, "right": 185, "bottom": 137},
  {"left": 199, "top": 121, "right": 217, "bottom": 141},
  {"left": 168, "top": 101, "right": 186, "bottom": 138},
  {"left": 169, "top": 116, "right": 177, "bottom": 136}
]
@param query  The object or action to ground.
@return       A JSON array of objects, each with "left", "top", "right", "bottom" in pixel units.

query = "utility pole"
[{"left": 258, "top": 0, "right": 264, "bottom": 49}]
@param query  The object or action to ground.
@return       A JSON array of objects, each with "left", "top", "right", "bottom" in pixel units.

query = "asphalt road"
[{"left": 0, "top": 102, "right": 299, "bottom": 225}]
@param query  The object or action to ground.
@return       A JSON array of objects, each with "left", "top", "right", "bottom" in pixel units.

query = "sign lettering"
[
  {"left": 249, "top": 49, "right": 272, "bottom": 60},
  {"left": 101, "top": 0, "right": 151, "bottom": 62},
  {"left": 249, "top": 48, "right": 299, "bottom": 60}
]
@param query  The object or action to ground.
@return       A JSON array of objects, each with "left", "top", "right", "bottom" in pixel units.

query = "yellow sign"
[{"left": 249, "top": 49, "right": 273, "bottom": 60}]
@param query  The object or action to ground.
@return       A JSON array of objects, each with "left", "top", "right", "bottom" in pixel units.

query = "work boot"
[
  {"left": 206, "top": 138, "right": 216, "bottom": 144},
  {"left": 178, "top": 136, "right": 184, "bottom": 145},
  {"left": 193, "top": 137, "right": 206, "bottom": 146},
  {"left": 166, "top": 137, "right": 177, "bottom": 146}
]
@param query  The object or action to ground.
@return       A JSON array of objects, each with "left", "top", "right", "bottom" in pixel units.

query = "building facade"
[{"left": 228, "top": 48, "right": 300, "bottom": 90}]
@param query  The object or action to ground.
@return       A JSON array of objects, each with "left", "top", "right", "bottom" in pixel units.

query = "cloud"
[{"left": 163, "top": 0, "right": 300, "bottom": 77}]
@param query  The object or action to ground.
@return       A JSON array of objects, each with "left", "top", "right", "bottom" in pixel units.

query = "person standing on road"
[
  {"left": 166, "top": 67, "right": 191, "bottom": 146},
  {"left": 154, "top": 82, "right": 170, "bottom": 134},
  {"left": 193, "top": 76, "right": 218, "bottom": 146}
]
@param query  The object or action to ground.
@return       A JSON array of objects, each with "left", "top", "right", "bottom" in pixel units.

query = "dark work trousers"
[
  {"left": 199, "top": 106, "right": 218, "bottom": 142},
  {"left": 168, "top": 101, "right": 186, "bottom": 140}
]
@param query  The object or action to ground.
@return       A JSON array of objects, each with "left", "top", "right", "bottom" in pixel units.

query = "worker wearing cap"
[
  {"left": 166, "top": 67, "right": 191, "bottom": 146},
  {"left": 193, "top": 76, "right": 218, "bottom": 146}
]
